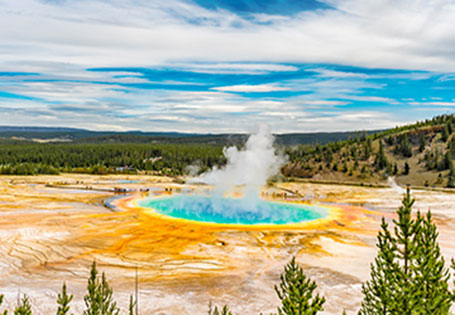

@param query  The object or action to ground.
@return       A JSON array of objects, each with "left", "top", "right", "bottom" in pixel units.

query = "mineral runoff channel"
[{"left": 0, "top": 174, "right": 454, "bottom": 314}]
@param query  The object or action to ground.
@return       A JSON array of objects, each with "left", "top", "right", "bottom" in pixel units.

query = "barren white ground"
[{"left": 0, "top": 175, "right": 454, "bottom": 314}]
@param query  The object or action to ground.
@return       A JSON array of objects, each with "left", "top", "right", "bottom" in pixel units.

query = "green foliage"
[
  {"left": 0, "top": 163, "right": 59, "bottom": 175},
  {"left": 14, "top": 295, "right": 32, "bottom": 315},
  {"left": 128, "top": 296, "right": 136, "bottom": 315},
  {"left": 57, "top": 282, "right": 73, "bottom": 315},
  {"left": 441, "top": 124, "right": 450, "bottom": 142},
  {"left": 448, "top": 135, "right": 455, "bottom": 151},
  {"left": 2, "top": 113, "right": 455, "bottom": 187},
  {"left": 419, "top": 134, "right": 426, "bottom": 152},
  {"left": 374, "top": 140, "right": 388, "bottom": 170},
  {"left": 438, "top": 152, "right": 453, "bottom": 171},
  {"left": 403, "top": 162, "right": 410, "bottom": 175},
  {"left": 452, "top": 259, "right": 455, "bottom": 297},
  {"left": 393, "top": 163, "right": 398, "bottom": 175},
  {"left": 342, "top": 162, "right": 348, "bottom": 173},
  {"left": 274, "top": 257, "right": 325, "bottom": 315},
  {"left": 0, "top": 295, "right": 7, "bottom": 315},
  {"left": 385, "top": 135, "right": 394, "bottom": 146},
  {"left": 425, "top": 148, "right": 448, "bottom": 171},
  {"left": 394, "top": 133, "right": 413, "bottom": 157},
  {"left": 208, "top": 303, "right": 232, "bottom": 315},
  {"left": 0, "top": 143, "right": 225, "bottom": 176},
  {"left": 83, "top": 261, "right": 119, "bottom": 315},
  {"left": 359, "top": 218, "right": 396, "bottom": 314},
  {"left": 362, "top": 139, "right": 372, "bottom": 160},
  {"left": 447, "top": 165, "right": 455, "bottom": 188},
  {"left": 84, "top": 261, "right": 100, "bottom": 315},
  {"left": 414, "top": 211, "right": 452, "bottom": 313},
  {"left": 360, "top": 189, "right": 453, "bottom": 314}
]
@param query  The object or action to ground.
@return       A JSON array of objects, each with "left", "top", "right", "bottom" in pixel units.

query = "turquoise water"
[{"left": 138, "top": 195, "right": 328, "bottom": 225}]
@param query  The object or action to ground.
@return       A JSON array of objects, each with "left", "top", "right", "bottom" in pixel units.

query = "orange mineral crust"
[{"left": 1, "top": 175, "right": 454, "bottom": 314}]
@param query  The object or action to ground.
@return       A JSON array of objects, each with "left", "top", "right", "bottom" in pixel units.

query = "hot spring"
[
  {"left": 136, "top": 195, "right": 329, "bottom": 225},
  {"left": 132, "top": 126, "right": 331, "bottom": 226}
]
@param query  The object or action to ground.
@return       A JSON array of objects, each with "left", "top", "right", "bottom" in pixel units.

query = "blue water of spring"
[{"left": 138, "top": 195, "right": 328, "bottom": 225}]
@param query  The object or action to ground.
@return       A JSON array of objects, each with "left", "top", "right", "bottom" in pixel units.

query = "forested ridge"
[
  {"left": 0, "top": 143, "right": 225, "bottom": 176},
  {"left": 1, "top": 114, "right": 455, "bottom": 188},
  {"left": 283, "top": 114, "right": 455, "bottom": 188},
  {"left": 0, "top": 127, "right": 378, "bottom": 146}
]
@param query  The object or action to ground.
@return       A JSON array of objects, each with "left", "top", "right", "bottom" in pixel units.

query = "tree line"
[
  {"left": 0, "top": 143, "right": 225, "bottom": 176},
  {"left": 1, "top": 189, "right": 454, "bottom": 314},
  {"left": 1, "top": 114, "right": 455, "bottom": 187}
]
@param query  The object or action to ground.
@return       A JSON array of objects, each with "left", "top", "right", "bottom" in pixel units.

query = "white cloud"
[
  {"left": 340, "top": 96, "right": 396, "bottom": 103},
  {"left": 409, "top": 101, "right": 455, "bottom": 106},
  {"left": 0, "top": 0, "right": 452, "bottom": 133},
  {"left": 306, "top": 68, "right": 370, "bottom": 78},
  {"left": 0, "top": 0, "right": 453, "bottom": 72},
  {"left": 301, "top": 100, "right": 350, "bottom": 106},
  {"left": 212, "top": 84, "right": 291, "bottom": 92},
  {"left": 176, "top": 63, "right": 299, "bottom": 74}
]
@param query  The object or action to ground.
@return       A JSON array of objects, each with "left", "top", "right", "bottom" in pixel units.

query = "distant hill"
[
  {"left": 0, "top": 126, "right": 84, "bottom": 133},
  {"left": 0, "top": 126, "right": 380, "bottom": 146},
  {"left": 1, "top": 114, "right": 454, "bottom": 189},
  {"left": 0, "top": 126, "right": 202, "bottom": 141},
  {"left": 283, "top": 114, "right": 455, "bottom": 188}
]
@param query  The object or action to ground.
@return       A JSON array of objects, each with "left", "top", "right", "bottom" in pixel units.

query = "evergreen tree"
[
  {"left": 393, "top": 163, "right": 398, "bottom": 175},
  {"left": 0, "top": 295, "right": 7, "bottom": 315},
  {"left": 363, "top": 139, "right": 372, "bottom": 160},
  {"left": 447, "top": 165, "right": 455, "bottom": 188},
  {"left": 274, "top": 257, "right": 325, "bottom": 315},
  {"left": 128, "top": 296, "right": 135, "bottom": 315},
  {"left": 99, "top": 273, "right": 118, "bottom": 315},
  {"left": 84, "top": 262, "right": 101, "bottom": 315},
  {"left": 359, "top": 219, "right": 397, "bottom": 314},
  {"left": 419, "top": 134, "right": 426, "bottom": 152},
  {"left": 385, "top": 136, "right": 394, "bottom": 146},
  {"left": 83, "top": 261, "right": 119, "bottom": 315},
  {"left": 452, "top": 259, "right": 455, "bottom": 298},
  {"left": 360, "top": 189, "right": 453, "bottom": 314},
  {"left": 403, "top": 162, "right": 410, "bottom": 175},
  {"left": 413, "top": 211, "right": 452, "bottom": 313},
  {"left": 392, "top": 189, "right": 422, "bottom": 313},
  {"left": 441, "top": 125, "right": 449, "bottom": 142},
  {"left": 14, "top": 295, "right": 32, "bottom": 315},
  {"left": 374, "top": 140, "right": 388, "bottom": 170},
  {"left": 208, "top": 305, "right": 232, "bottom": 315},
  {"left": 440, "top": 152, "right": 453, "bottom": 171},
  {"left": 395, "top": 134, "right": 413, "bottom": 157},
  {"left": 57, "top": 282, "right": 73, "bottom": 315},
  {"left": 449, "top": 136, "right": 455, "bottom": 150}
]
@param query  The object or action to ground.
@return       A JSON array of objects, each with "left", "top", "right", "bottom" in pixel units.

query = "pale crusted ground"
[{"left": 0, "top": 174, "right": 454, "bottom": 314}]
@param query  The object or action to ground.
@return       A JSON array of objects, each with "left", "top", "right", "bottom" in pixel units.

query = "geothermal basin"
[{"left": 1, "top": 175, "right": 455, "bottom": 314}]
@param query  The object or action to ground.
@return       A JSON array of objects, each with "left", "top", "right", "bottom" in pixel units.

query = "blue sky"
[{"left": 0, "top": 0, "right": 453, "bottom": 133}]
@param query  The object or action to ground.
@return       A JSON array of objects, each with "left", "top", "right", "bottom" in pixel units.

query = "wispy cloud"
[
  {"left": 212, "top": 84, "right": 291, "bottom": 92},
  {"left": 0, "top": 0, "right": 453, "bottom": 132},
  {"left": 409, "top": 101, "right": 455, "bottom": 107},
  {"left": 0, "top": 0, "right": 453, "bottom": 71},
  {"left": 176, "top": 63, "right": 299, "bottom": 74}
]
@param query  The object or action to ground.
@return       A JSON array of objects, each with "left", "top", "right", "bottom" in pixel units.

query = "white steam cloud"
[{"left": 196, "top": 124, "right": 286, "bottom": 197}]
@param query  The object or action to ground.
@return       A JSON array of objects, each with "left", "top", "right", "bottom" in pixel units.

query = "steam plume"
[{"left": 196, "top": 124, "right": 286, "bottom": 197}]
